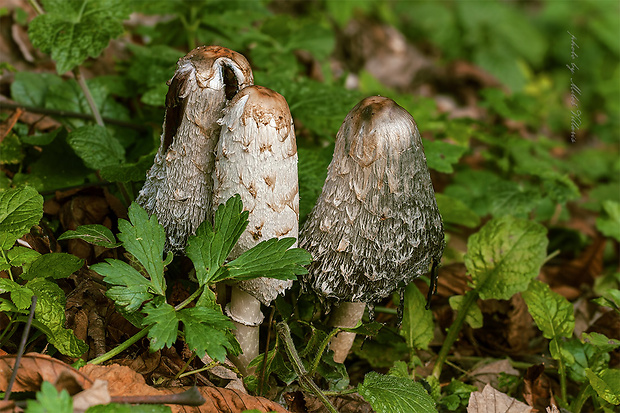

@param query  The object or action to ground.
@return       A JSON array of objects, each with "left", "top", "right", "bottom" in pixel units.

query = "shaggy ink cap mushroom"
[
  {"left": 214, "top": 85, "right": 299, "bottom": 306},
  {"left": 300, "top": 96, "right": 444, "bottom": 304},
  {"left": 137, "top": 46, "right": 253, "bottom": 252}
]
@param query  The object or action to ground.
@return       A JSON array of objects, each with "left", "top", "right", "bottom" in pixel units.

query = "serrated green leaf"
[
  {"left": 435, "top": 193, "right": 480, "bottom": 228},
  {"left": 522, "top": 280, "right": 574, "bottom": 340},
  {"left": 91, "top": 259, "right": 153, "bottom": 313},
  {"left": 29, "top": 278, "right": 88, "bottom": 357},
  {"left": 99, "top": 155, "right": 154, "bottom": 183},
  {"left": 58, "top": 224, "right": 120, "bottom": 248},
  {"left": 401, "top": 283, "right": 434, "bottom": 350},
  {"left": 597, "top": 200, "right": 620, "bottom": 242},
  {"left": 219, "top": 238, "right": 311, "bottom": 283},
  {"left": 67, "top": 125, "right": 125, "bottom": 170},
  {"left": 358, "top": 372, "right": 436, "bottom": 413},
  {"left": 177, "top": 306, "right": 235, "bottom": 361},
  {"left": 10, "top": 71, "right": 64, "bottom": 106},
  {"left": 449, "top": 293, "right": 483, "bottom": 329},
  {"left": 423, "top": 140, "right": 467, "bottom": 173},
  {"left": 186, "top": 195, "right": 249, "bottom": 286},
  {"left": 465, "top": 216, "right": 548, "bottom": 300},
  {"left": 0, "top": 298, "right": 19, "bottom": 313},
  {"left": 28, "top": 0, "right": 131, "bottom": 74},
  {"left": 6, "top": 246, "right": 41, "bottom": 271},
  {"left": 0, "top": 186, "right": 43, "bottom": 237},
  {"left": 582, "top": 332, "right": 620, "bottom": 353},
  {"left": 21, "top": 253, "right": 83, "bottom": 281},
  {"left": 26, "top": 381, "right": 72, "bottom": 413},
  {"left": 0, "top": 134, "right": 24, "bottom": 164},
  {"left": 117, "top": 203, "right": 166, "bottom": 296},
  {"left": 143, "top": 302, "right": 179, "bottom": 352},
  {"left": 0, "top": 231, "right": 18, "bottom": 250},
  {"left": 0, "top": 278, "right": 33, "bottom": 310},
  {"left": 586, "top": 368, "right": 620, "bottom": 405}
]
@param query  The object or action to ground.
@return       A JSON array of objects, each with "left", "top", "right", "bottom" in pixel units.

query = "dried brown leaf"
[{"left": 468, "top": 384, "right": 533, "bottom": 413}]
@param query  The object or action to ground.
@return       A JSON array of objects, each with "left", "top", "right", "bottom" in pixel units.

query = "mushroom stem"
[
  {"left": 328, "top": 301, "right": 366, "bottom": 363},
  {"left": 226, "top": 287, "right": 264, "bottom": 375}
]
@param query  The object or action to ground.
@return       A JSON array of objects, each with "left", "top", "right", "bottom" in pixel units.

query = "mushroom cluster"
[{"left": 300, "top": 96, "right": 444, "bottom": 362}]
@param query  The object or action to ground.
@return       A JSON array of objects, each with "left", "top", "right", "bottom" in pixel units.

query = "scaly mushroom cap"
[
  {"left": 300, "top": 96, "right": 444, "bottom": 303},
  {"left": 137, "top": 46, "right": 253, "bottom": 252},
  {"left": 213, "top": 85, "right": 299, "bottom": 305}
]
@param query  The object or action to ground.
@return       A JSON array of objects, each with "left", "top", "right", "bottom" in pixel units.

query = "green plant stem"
[
  {"left": 174, "top": 354, "right": 196, "bottom": 381},
  {"left": 0, "top": 249, "right": 14, "bottom": 281},
  {"left": 432, "top": 289, "right": 479, "bottom": 380},
  {"left": 570, "top": 383, "right": 592, "bottom": 413},
  {"left": 309, "top": 327, "right": 340, "bottom": 375},
  {"left": 74, "top": 67, "right": 104, "bottom": 127},
  {"left": 88, "top": 327, "right": 149, "bottom": 365},
  {"left": 28, "top": 0, "right": 43, "bottom": 15},
  {"left": 323, "top": 388, "right": 358, "bottom": 397},
  {"left": 179, "top": 360, "right": 218, "bottom": 379},
  {"left": 277, "top": 322, "right": 338, "bottom": 413},
  {"left": 175, "top": 286, "right": 204, "bottom": 311}
]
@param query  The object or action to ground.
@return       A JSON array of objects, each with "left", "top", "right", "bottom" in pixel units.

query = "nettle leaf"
[
  {"left": 186, "top": 195, "right": 249, "bottom": 286},
  {"left": 586, "top": 368, "right": 620, "bottom": 405},
  {"left": 358, "top": 372, "right": 436, "bottom": 413},
  {"left": 0, "top": 231, "right": 19, "bottom": 250},
  {"left": 597, "top": 200, "right": 620, "bottom": 242},
  {"left": 422, "top": 140, "right": 467, "bottom": 174},
  {"left": 10, "top": 72, "right": 64, "bottom": 107},
  {"left": 28, "top": 0, "right": 131, "bottom": 74},
  {"left": 6, "top": 247, "right": 41, "bottom": 272},
  {"left": 67, "top": 125, "right": 125, "bottom": 170},
  {"left": 58, "top": 224, "right": 120, "bottom": 248},
  {"left": 21, "top": 253, "right": 83, "bottom": 281},
  {"left": 143, "top": 302, "right": 179, "bottom": 352},
  {"left": 117, "top": 203, "right": 167, "bottom": 296},
  {"left": 435, "top": 193, "right": 480, "bottom": 228},
  {"left": 449, "top": 293, "right": 483, "bottom": 329},
  {"left": 177, "top": 306, "right": 236, "bottom": 361},
  {"left": 218, "top": 238, "right": 311, "bottom": 283},
  {"left": 29, "top": 278, "right": 88, "bottom": 357},
  {"left": 0, "top": 278, "right": 33, "bottom": 310},
  {"left": 465, "top": 216, "right": 548, "bottom": 300},
  {"left": 401, "top": 283, "right": 434, "bottom": 350},
  {"left": 522, "top": 280, "right": 574, "bottom": 340},
  {"left": 0, "top": 186, "right": 43, "bottom": 237},
  {"left": 91, "top": 259, "right": 152, "bottom": 313}
]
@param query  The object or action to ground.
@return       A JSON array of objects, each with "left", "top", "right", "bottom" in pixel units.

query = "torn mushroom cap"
[
  {"left": 214, "top": 85, "right": 299, "bottom": 305},
  {"left": 137, "top": 45, "right": 253, "bottom": 252},
  {"left": 300, "top": 96, "right": 444, "bottom": 303}
]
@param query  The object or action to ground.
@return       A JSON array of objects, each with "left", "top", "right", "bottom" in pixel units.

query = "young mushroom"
[
  {"left": 213, "top": 85, "right": 299, "bottom": 373},
  {"left": 299, "top": 96, "right": 444, "bottom": 363},
  {"left": 137, "top": 46, "right": 253, "bottom": 252}
]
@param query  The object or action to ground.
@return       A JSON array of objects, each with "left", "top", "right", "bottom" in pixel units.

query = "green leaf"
[
  {"left": 20, "top": 127, "right": 64, "bottom": 146},
  {"left": 0, "top": 186, "right": 43, "bottom": 237},
  {"left": 0, "top": 278, "right": 33, "bottom": 310},
  {"left": 143, "top": 302, "right": 179, "bottom": 352},
  {"left": 99, "top": 155, "right": 154, "bottom": 183},
  {"left": 29, "top": 278, "right": 88, "bottom": 357},
  {"left": 401, "top": 283, "right": 434, "bottom": 350},
  {"left": 597, "top": 200, "right": 620, "bottom": 242},
  {"left": 186, "top": 195, "right": 249, "bottom": 286},
  {"left": 6, "top": 246, "right": 41, "bottom": 271},
  {"left": 0, "top": 134, "right": 24, "bottom": 164},
  {"left": 21, "top": 253, "right": 83, "bottom": 281},
  {"left": 435, "top": 193, "right": 480, "bottom": 228},
  {"left": 582, "top": 332, "right": 620, "bottom": 353},
  {"left": 58, "top": 224, "right": 120, "bottom": 248},
  {"left": 423, "top": 140, "right": 467, "bottom": 173},
  {"left": 586, "top": 368, "right": 620, "bottom": 405},
  {"left": 177, "top": 306, "right": 236, "bottom": 361},
  {"left": 117, "top": 203, "right": 167, "bottom": 296},
  {"left": 522, "top": 280, "right": 574, "bottom": 339},
  {"left": 28, "top": 0, "right": 131, "bottom": 74},
  {"left": 358, "top": 372, "right": 436, "bottom": 413},
  {"left": 10, "top": 71, "right": 64, "bottom": 107},
  {"left": 26, "top": 381, "right": 72, "bottom": 413},
  {"left": 219, "top": 238, "right": 311, "bottom": 283},
  {"left": 67, "top": 125, "right": 125, "bottom": 170},
  {"left": 449, "top": 293, "right": 483, "bottom": 329},
  {"left": 91, "top": 259, "right": 153, "bottom": 313},
  {"left": 0, "top": 231, "right": 18, "bottom": 250},
  {"left": 465, "top": 216, "right": 548, "bottom": 300}
]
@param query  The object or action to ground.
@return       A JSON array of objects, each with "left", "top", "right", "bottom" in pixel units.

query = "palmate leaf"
[
  {"left": 90, "top": 259, "right": 152, "bottom": 313},
  {"left": 143, "top": 302, "right": 179, "bottom": 352},
  {"left": 214, "top": 238, "right": 311, "bottom": 283},
  {"left": 28, "top": 0, "right": 131, "bottom": 74},
  {"left": 116, "top": 203, "right": 167, "bottom": 296},
  {"left": 177, "top": 307, "right": 236, "bottom": 362},
  {"left": 186, "top": 195, "right": 249, "bottom": 286}
]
